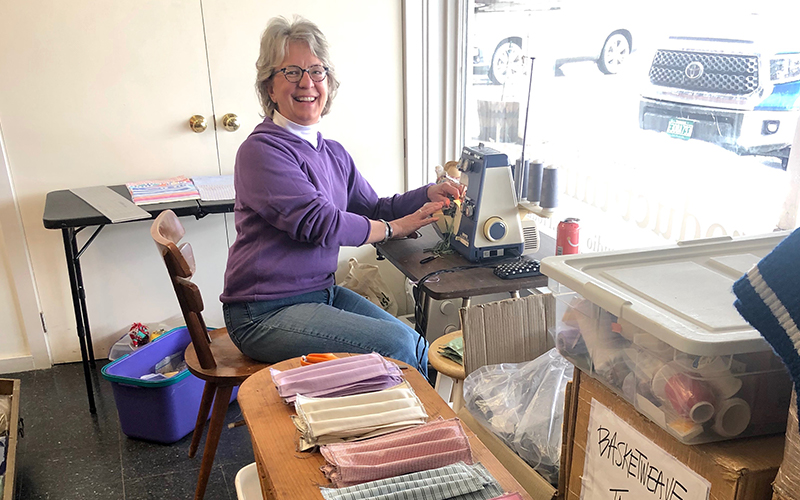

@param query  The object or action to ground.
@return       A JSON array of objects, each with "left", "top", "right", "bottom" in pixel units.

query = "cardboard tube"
[{"left": 712, "top": 397, "right": 751, "bottom": 437}]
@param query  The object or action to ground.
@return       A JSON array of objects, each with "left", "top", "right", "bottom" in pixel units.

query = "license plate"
[{"left": 666, "top": 118, "right": 694, "bottom": 140}]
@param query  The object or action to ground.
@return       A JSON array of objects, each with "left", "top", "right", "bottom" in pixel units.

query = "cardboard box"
[
  {"left": 564, "top": 370, "right": 784, "bottom": 500},
  {"left": 458, "top": 407, "right": 559, "bottom": 500},
  {"left": 1, "top": 379, "right": 20, "bottom": 500}
]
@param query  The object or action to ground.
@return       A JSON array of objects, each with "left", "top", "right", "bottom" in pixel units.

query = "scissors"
[{"left": 300, "top": 353, "right": 340, "bottom": 366}]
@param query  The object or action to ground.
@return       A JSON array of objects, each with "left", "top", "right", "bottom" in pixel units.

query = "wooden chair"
[{"left": 151, "top": 210, "right": 269, "bottom": 500}]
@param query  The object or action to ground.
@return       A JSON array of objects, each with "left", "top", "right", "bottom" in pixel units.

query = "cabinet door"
[
  {"left": 0, "top": 1, "right": 227, "bottom": 362},
  {"left": 202, "top": 0, "right": 408, "bottom": 271}
]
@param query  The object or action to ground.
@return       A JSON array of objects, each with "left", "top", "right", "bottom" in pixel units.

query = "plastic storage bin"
[
  {"left": 540, "top": 232, "right": 793, "bottom": 444},
  {"left": 102, "top": 326, "right": 237, "bottom": 443}
]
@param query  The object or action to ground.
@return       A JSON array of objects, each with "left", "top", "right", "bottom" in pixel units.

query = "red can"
[{"left": 556, "top": 218, "right": 580, "bottom": 255}]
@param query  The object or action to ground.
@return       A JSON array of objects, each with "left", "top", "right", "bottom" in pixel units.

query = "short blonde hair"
[{"left": 255, "top": 16, "right": 339, "bottom": 118}]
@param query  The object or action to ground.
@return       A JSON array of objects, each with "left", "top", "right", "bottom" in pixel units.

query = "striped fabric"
[
  {"left": 320, "top": 418, "right": 474, "bottom": 487},
  {"left": 318, "top": 462, "right": 504, "bottom": 500},
  {"left": 733, "top": 228, "right": 800, "bottom": 417},
  {"left": 270, "top": 353, "right": 404, "bottom": 403},
  {"left": 292, "top": 380, "right": 427, "bottom": 450}
]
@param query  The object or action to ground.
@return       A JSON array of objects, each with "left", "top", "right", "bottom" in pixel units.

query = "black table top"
[
  {"left": 43, "top": 185, "right": 234, "bottom": 229},
  {"left": 376, "top": 225, "right": 548, "bottom": 300}
]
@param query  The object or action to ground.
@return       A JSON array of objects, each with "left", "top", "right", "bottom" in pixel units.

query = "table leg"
[
  {"left": 461, "top": 297, "right": 471, "bottom": 308},
  {"left": 69, "top": 229, "right": 96, "bottom": 367},
  {"left": 418, "top": 291, "right": 432, "bottom": 337},
  {"left": 62, "top": 228, "right": 96, "bottom": 414}
]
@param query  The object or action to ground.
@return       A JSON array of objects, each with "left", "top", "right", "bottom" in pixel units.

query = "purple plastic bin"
[{"left": 102, "top": 326, "right": 238, "bottom": 443}]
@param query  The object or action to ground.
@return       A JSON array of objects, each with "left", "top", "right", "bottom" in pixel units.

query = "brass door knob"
[
  {"left": 221, "top": 113, "right": 240, "bottom": 132},
  {"left": 189, "top": 115, "right": 207, "bottom": 133}
]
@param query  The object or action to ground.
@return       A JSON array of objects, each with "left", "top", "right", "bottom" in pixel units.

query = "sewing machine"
[{"left": 448, "top": 144, "right": 540, "bottom": 262}]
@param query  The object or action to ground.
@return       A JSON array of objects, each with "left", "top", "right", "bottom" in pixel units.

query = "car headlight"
[{"left": 770, "top": 53, "right": 800, "bottom": 84}]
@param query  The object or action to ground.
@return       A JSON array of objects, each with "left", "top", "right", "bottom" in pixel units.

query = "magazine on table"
[{"left": 125, "top": 176, "right": 201, "bottom": 205}]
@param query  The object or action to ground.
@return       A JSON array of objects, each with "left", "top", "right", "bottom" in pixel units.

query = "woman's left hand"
[{"left": 427, "top": 181, "right": 464, "bottom": 205}]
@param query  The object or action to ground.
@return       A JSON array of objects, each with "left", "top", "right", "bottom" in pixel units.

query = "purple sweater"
[{"left": 220, "top": 118, "right": 430, "bottom": 303}]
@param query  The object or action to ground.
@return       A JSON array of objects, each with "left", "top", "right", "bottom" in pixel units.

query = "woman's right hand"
[{"left": 391, "top": 201, "right": 445, "bottom": 238}]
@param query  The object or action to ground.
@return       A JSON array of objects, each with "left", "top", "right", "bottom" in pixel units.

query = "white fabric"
[
  {"left": 272, "top": 110, "right": 319, "bottom": 148},
  {"left": 292, "top": 381, "right": 427, "bottom": 450}
]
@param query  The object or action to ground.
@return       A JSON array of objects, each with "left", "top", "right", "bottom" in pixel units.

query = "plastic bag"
[
  {"left": 463, "top": 348, "right": 574, "bottom": 485},
  {"left": 339, "top": 258, "right": 398, "bottom": 316}
]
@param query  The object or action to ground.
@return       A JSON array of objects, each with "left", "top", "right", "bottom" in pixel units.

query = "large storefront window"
[{"left": 464, "top": 0, "right": 800, "bottom": 252}]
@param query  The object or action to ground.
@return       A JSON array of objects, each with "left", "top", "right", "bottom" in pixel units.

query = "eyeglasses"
[{"left": 276, "top": 65, "right": 329, "bottom": 83}]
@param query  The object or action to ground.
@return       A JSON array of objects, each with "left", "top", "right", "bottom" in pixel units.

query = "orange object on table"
[{"left": 300, "top": 353, "right": 339, "bottom": 366}]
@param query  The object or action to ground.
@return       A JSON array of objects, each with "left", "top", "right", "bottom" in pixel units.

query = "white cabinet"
[{"left": 0, "top": 0, "right": 406, "bottom": 364}]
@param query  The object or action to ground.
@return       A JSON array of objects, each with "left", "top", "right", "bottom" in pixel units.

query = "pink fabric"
[
  {"left": 270, "top": 353, "right": 403, "bottom": 403},
  {"left": 490, "top": 493, "right": 524, "bottom": 500},
  {"left": 319, "top": 418, "right": 474, "bottom": 487}
]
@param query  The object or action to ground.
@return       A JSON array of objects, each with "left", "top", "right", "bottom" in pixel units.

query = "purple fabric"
[
  {"left": 221, "top": 117, "right": 431, "bottom": 303},
  {"left": 270, "top": 353, "right": 404, "bottom": 403},
  {"left": 319, "top": 418, "right": 474, "bottom": 487}
]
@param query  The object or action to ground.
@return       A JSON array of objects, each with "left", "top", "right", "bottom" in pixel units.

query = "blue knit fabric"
[{"left": 732, "top": 228, "right": 800, "bottom": 420}]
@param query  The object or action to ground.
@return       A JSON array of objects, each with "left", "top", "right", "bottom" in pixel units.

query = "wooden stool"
[{"left": 429, "top": 330, "right": 466, "bottom": 412}]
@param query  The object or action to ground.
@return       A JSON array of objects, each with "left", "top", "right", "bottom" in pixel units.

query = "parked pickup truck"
[{"left": 638, "top": 18, "right": 800, "bottom": 169}]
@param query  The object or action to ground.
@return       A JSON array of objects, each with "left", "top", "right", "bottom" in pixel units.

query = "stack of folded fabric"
[
  {"left": 439, "top": 336, "right": 464, "bottom": 365},
  {"left": 271, "top": 352, "right": 404, "bottom": 403},
  {"left": 319, "top": 417, "right": 474, "bottom": 487},
  {"left": 292, "top": 380, "right": 428, "bottom": 450},
  {"left": 318, "top": 462, "right": 504, "bottom": 500}
]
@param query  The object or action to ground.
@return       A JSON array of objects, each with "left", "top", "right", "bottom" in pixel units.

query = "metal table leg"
[{"left": 61, "top": 226, "right": 103, "bottom": 414}]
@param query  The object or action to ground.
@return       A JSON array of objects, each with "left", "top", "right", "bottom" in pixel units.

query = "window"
[{"left": 463, "top": 0, "right": 800, "bottom": 252}]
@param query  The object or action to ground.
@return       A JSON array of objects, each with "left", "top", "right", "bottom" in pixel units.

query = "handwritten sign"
[{"left": 581, "top": 399, "right": 710, "bottom": 500}]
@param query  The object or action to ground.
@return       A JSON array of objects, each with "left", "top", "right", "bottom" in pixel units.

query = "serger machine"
[{"left": 450, "top": 144, "right": 540, "bottom": 262}]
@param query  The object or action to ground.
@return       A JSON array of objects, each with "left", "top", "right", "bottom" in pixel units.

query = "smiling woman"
[
  {"left": 266, "top": 44, "right": 330, "bottom": 126},
  {"left": 220, "top": 15, "right": 462, "bottom": 377}
]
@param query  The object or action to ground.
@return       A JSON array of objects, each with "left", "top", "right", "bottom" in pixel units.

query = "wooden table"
[{"left": 238, "top": 354, "right": 533, "bottom": 500}]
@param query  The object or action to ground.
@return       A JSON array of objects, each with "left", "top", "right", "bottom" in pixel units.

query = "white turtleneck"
[{"left": 272, "top": 111, "right": 320, "bottom": 149}]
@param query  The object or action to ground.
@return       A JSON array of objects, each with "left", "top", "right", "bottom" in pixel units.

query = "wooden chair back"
[{"left": 151, "top": 210, "right": 216, "bottom": 370}]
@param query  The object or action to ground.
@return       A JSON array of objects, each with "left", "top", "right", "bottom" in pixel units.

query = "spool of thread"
[
  {"left": 527, "top": 161, "right": 544, "bottom": 203},
  {"left": 520, "top": 159, "right": 529, "bottom": 201},
  {"left": 540, "top": 165, "right": 559, "bottom": 209},
  {"left": 514, "top": 159, "right": 530, "bottom": 201},
  {"left": 712, "top": 398, "right": 751, "bottom": 437}
]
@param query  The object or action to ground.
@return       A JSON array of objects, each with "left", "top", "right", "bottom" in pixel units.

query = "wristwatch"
[{"left": 379, "top": 219, "right": 393, "bottom": 243}]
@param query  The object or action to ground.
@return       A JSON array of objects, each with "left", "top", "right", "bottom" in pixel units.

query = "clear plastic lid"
[{"left": 541, "top": 232, "right": 790, "bottom": 356}]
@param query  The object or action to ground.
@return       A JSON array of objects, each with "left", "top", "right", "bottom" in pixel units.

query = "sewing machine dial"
[{"left": 484, "top": 216, "right": 507, "bottom": 242}]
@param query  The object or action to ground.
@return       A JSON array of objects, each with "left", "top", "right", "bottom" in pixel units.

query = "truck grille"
[{"left": 649, "top": 50, "right": 758, "bottom": 95}]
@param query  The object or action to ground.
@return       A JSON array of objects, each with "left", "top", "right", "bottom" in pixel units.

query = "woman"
[{"left": 220, "top": 16, "right": 460, "bottom": 376}]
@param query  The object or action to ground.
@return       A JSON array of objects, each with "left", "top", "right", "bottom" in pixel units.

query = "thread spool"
[
  {"left": 540, "top": 165, "right": 559, "bottom": 209},
  {"left": 712, "top": 398, "right": 751, "bottom": 437},
  {"left": 520, "top": 159, "right": 529, "bottom": 202},
  {"left": 527, "top": 161, "right": 544, "bottom": 203},
  {"left": 514, "top": 159, "right": 530, "bottom": 201}
]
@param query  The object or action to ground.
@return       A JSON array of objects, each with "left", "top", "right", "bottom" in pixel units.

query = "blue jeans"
[{"left": 223, "top": 286, "right": 428, "bottom": 377}]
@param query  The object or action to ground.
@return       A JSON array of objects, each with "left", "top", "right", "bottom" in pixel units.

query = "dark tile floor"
[{"left": 5, "top": 361, "right": 254, "bottom": 500}]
